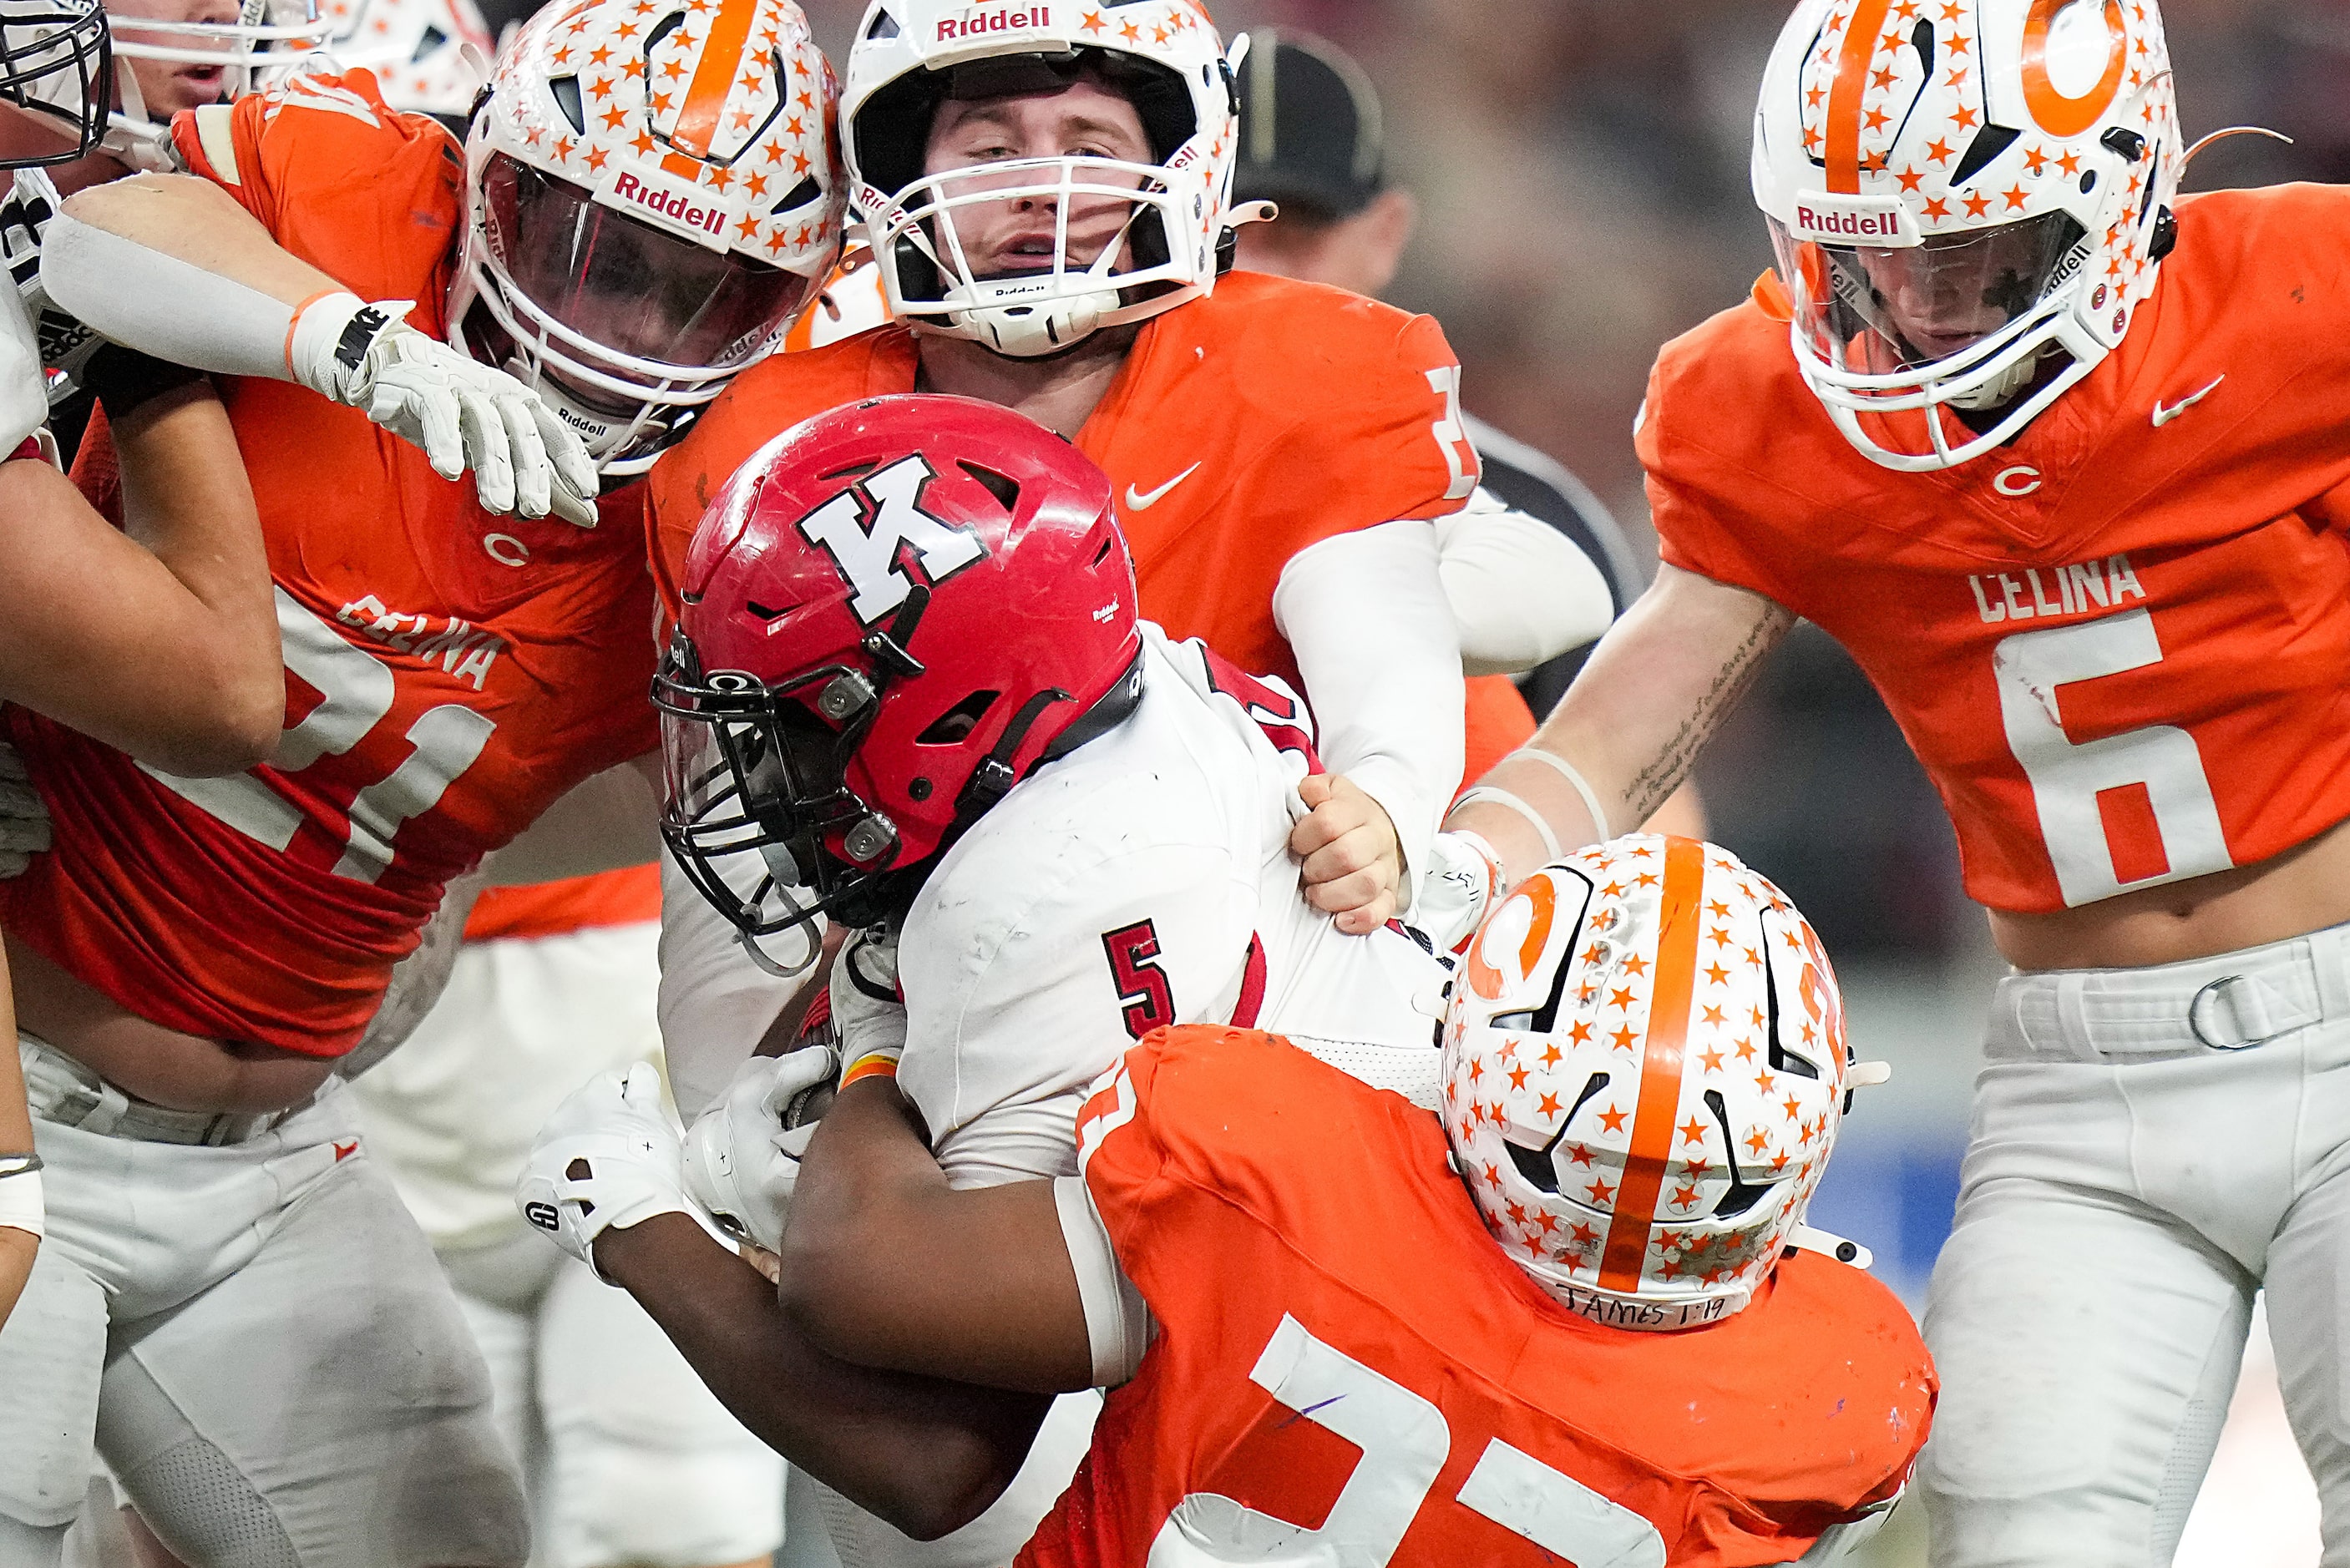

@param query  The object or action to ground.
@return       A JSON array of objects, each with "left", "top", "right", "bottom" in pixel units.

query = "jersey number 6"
[{"left": 1993, "top": 608, "right": 2230, "bottom": 908}]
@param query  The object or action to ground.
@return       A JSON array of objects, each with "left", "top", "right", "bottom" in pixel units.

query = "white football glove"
[
  {"left": 831, "top": 926, "right": 908, "bottom": 1085},
  {"left": 286, "top": 293, "right": 599, "bottom": 529},
  {"left": 1414, "top": 829, "right": 1504, "bottom": 955},
  {"left": 681, "top": 1044, "right": 840, "bottom": 1255},
  {"left": 517, "top": 1063, "right": 695, "bottom": 1282},
  {"left": 0, "top": 741, "right": 53, "bottom": 878}
]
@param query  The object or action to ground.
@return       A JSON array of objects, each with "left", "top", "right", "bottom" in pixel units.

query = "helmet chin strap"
[
  {"left": 100, "top": 63, "right": 179, "bottom": 173},
  {"left": 944, "top": 275, "right": 1123, "bottom": 359},
  {"left": 1946, "top": 341, "right": 2058, "bottom": 412}
]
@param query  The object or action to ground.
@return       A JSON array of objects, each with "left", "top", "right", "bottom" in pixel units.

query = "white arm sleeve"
[
  {"left": 656, "top": 847, "right": 822, "bottom": 1120},
  {"left": 39, "top": 209, "right": 301, "bottom": 380},
  {"left": 1273, "top": 520, "right": 1465, "bottom": 907},
  {"left": 1053, "top": 1175, "right": 1152, "bottom": 1387},
  {"left": 1439, "top": 488, "right": 1617, "bottom": 677}
]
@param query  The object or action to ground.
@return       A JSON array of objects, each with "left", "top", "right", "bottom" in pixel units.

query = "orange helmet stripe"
[
  {"left": 670, "top": 0, "right": 762, "bottom": 162},
  {"left": 1598, "top": 836, "right": 1707, "bottom": 1292},
  {"left": 1824, "top": 0, "right": 1897, "bottom": 195}
]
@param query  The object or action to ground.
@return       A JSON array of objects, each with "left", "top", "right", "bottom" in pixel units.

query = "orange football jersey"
[
  {"left": 0, "top": 70, "right": 661, "bottom": 1056},
  {"left": 1641, "top": 184, "right": 2350, "bottom": 914},
  {"left": 1024, "top": 1026, "right": 1933, "bottom": 1568},
  {"left": 642, "top": 271, "right": 1478, "bottom": 695},
  {"left": 462, "top": 865, "right": 663, "bottom": 943}
]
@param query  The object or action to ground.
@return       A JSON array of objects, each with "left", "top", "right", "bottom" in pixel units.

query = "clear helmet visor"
[
  {"left": 479, "top": 154, "right": 817, "bottom": 385},
  {"left": 1766, "top": 209, "right": 2089, "bottom": 382}
]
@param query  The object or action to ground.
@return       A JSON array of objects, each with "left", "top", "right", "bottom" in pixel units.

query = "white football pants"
[
  {"left": 1920, "top": 919, "right": 2350, "bottom": 1566},
  {"left": 0, "top": 1050, "right": 526, "bottom": 1568}
]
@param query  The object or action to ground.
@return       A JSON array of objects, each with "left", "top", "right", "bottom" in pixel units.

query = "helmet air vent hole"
[
  {"left": 956, "top": 462, "right": 1021, "bottom": 512},
  {"left": 746, "top": 601, "right": 788, "bottom": 624},
  {"left": 774, "top": 176, "right": 823, "bottom": 218},
  {"left": 818, "top": 460, "right": 879, "bottom": 482},
  {"left": 1950, "top": 123, "right": 2020, "bottom": 188},
  {"left": 413, "top": 22, "right": 446, "bottom": 63},
  {"left": 1505, "top": 1138, "right": 1562, "bottom": 1196},
  {"left": 1758, "top": 942, "right": 1821, "bottom": 1080},
  {"left": 917, "top": 690, "right": 1000, "bottom": 746},
  {"left": 863, "top": 8, "right": 898, "bottom": 39},
  {"left": 1704, "top": 1090, "right": 1777, "bottom": 1220},
  {"left": 1090, "top": 534, "right": 1114, "bottom": 567},
  {"left": 646, "top": 12, "right": 685, "bottom": 53},
  {"left": 550, "top": 74, "right": 585, "bottom": 134}
]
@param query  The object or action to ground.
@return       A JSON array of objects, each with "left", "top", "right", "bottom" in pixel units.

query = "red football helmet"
[{"left": 656, "top": 393, "right": 1143, "bottom": 943}]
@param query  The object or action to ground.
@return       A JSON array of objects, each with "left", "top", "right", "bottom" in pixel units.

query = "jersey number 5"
[
  {"left": 1102, "top": 920, "right": 1177, "bottom": 1041},
  {"left": 1993, "top": 608, "right": 2230, "bottom": 908},
  {"left": 1150, "top": 1314, "right": 1665, "bottom": 1567},
  {"left": 140, "top": 589, "right": 496, "bottom": 886}
]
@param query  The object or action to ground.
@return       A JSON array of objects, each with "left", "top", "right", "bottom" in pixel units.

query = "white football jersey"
[
  {"left": 897, "top": 624, "right": 1444, "bottom": 1191},
  {"left": 3, "top": 167, "right": 103, "bottom": 405}
]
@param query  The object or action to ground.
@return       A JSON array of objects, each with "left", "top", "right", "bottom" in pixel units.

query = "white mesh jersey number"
[
  {"left": 1424, "top": 366, "right": 1479, "bottom": 503},
  {"left": 1992, "top": 607, "right": 2231, "bottom": 908},
  {"left": 141, "top": 588, "right": 500, "bottom": 886},
  {"left": 1146, "top": 1313, "right": 1664, "bottom": 1567}
]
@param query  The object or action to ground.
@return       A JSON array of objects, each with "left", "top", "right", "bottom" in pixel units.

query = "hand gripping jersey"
[
  {"left": 1641, "top": 185, "right": 2350, "bottom": 914},
  {"left": 1025, "top": 1025, "right": 1935, "bottom": 1568},
  {"left": 644, "top": 271, "right": 1478, "bottom": 695},
  {"left": 895, "top": 625, "right": 1442, "bottom": 1190},
  {"left": 1, "top": 69, "right": 661, "bottom": 1056}
]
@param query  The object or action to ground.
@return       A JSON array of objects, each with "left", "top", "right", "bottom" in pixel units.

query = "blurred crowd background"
[{"left": 788, "top": 4, "right": 2336, "bottom": 1558}]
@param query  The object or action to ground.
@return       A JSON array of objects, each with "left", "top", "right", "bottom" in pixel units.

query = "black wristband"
[{"left": 80, "top": 341, "right": 209, "bottom": 424}]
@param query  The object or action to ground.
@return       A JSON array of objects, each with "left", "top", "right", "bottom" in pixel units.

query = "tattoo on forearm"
[{"left": 1624, "top": 605, "right": 1790, "bottom": 822}]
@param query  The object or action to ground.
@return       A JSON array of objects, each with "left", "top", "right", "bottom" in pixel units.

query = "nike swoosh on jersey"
[
  {"left": 1125, "top": 463, "right": 1202, "bottom": 511},
  {"left": 2152, "top": 375, "right": 2226, "bottom": 427}
]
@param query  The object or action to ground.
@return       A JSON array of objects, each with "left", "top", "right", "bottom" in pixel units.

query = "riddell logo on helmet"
[
  {"left": 937, "top": 5, "right": 1050, "bottom": 40},
  {"left": 600, "top": 167, "right": 729, "bottom": 248},
  {"left": 1794, "top": 204, "right": 1901, "bottom": 239}
]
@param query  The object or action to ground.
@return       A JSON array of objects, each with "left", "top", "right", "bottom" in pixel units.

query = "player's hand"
[
  {"left": 286, "top": 293, "right": 600, "bottom": 529},
  {"left": 0, "top": 741, "right": 53, "bottom": 878},
  {"left": 1292, "top": 772, "right": 1404, "bottom": 935},
  {"left": 831, "top": 926, "right": 909, "bottom": 1084},
  {"left": 517, "top": 1063, "right": 695, "bottom": 1283},
  {"left": 680, "top": 1044, "right": 839, "bottom": 1255}
]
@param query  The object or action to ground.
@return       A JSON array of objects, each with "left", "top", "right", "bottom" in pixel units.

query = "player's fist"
[
  {"left": 831, "top": 927, "right": 909, "bottom": 1085},
  {"left": 1292, "top": 771, "right": 1404, "bottom": 935},
  {"left": 286, "top": 293, "right": 600, "bottom": 529},
  {"left": 517, "top": 1063, "right": 694, "bottom": 1282},
  {"left": 681, "top": 1044, "right": 838, "bottom": 1256}
]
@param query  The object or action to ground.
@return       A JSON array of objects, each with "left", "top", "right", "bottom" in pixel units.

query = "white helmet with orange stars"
[
  {"left": 840, "top": 0, "right": 1244, "bottom": 358},
  {"left": 1751, "top": 0, "right": 2181, "bottom": 472},
  {"left": 319, "top": 0, "right": 494, "bottom": 121},
  {"left": 448, "top": 0, "right": 845, "bottom": 476},
  {"left": 1442, "top": 836, "right": 1887, "bottom": 1332}
]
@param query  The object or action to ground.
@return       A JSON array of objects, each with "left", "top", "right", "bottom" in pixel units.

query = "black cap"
[{"left": 1230, "top": 29, "right": 1386, "bottom": 222}]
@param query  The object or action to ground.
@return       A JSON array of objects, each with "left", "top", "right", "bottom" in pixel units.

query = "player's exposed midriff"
[
  {"left": 1988, "top": 815, "right": 2350, "bottom": 973},
  {"left": 3, "top": 935, "right": 336, "bottom": 1113}
]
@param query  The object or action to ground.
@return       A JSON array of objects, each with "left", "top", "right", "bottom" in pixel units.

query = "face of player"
[
  {"left": 919, "top": 78, "right": 1152, "bottom": 281},
  {"left": 105, "top": 0, "right": 240, "bottom": 118},
  {"left": 1841, "top": 215, "right": 2079, "bottom": 366}
]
